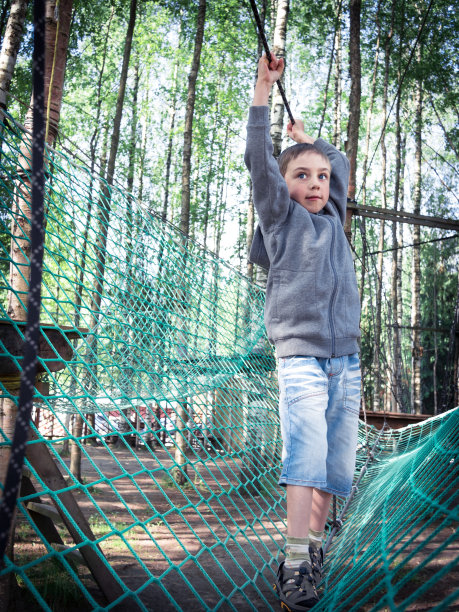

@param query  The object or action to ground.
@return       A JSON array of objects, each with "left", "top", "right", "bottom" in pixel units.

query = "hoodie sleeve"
[
  {"left": 244, "top": 106, "right": 291, "bottom": 231},
  {"left": 314, "top": 138, "right": 350, "bottom": 225}
]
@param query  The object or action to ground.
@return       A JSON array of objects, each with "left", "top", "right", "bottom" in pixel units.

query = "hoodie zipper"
[{"left": 327, "top": 217, "right": 338, "bottom": 357}]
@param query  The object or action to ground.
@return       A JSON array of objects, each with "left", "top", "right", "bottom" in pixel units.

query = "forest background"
[{"left": 0, "top": 0, "right": 458, "bottom": 417}]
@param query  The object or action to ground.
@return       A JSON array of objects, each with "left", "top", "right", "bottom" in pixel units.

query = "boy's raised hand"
[
  {"left": 253, "top": 53, "right": 284, "bottom": 106},
  {"left": 287, "top": 119, "right": 315, "bottom": 144},
  {"left": 257, "top": 53, "right": 284, "bottom": 86}
]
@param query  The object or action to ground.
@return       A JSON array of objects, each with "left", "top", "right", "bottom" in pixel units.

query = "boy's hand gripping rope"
[{"left": 248, "top": 0, "right": 295, "bottom": 125}]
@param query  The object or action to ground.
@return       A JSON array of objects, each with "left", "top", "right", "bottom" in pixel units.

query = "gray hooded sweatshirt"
[{"left": 244, "top": 106, "right": 360, "bottom": 358}]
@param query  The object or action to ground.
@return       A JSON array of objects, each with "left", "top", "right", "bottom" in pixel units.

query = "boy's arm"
[
  {"left": 314, "top": 138, "right": 350, "bottom": 224},
  {"left": 252, "top": 54, "right": 284, "bottom": 106},
  {"left": 287, "top": 118, "right": 350, "bottom": 223},
  {"left": 244, "top": 55, "right": 291, "bottom": 230}
]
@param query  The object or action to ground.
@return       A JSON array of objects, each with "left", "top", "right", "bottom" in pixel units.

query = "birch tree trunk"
[
  {"left": 332, "top": 0, "right": 342, "bottom": 149},
  {"left": 390, "top": 9, "right": 405, "bottom": 412},
  {"left": 72, "top": 0, "right": 137, "bottom": 480},
  {"left": 3, "top": 0, "right": 73, "bottom": 464},
  {"left": 318, "top": 0, "right": 342, "bottom": 138},
  {"left": 270, "top": 0, "right": 289, "bottom": 158},
  {"left": 345, "top": 0, "right": 361, "bottom": 241},
  {"left": 163, "top": 18, "right": 182, "bottom": 222},
  {"left": 359, "top": 0, "right": 381, "bottom": 305},
  {"left": 373, "top": 10, "right": 393, "bottom": 411},
  {"left": 86, "top": 0, "right": 137, "bottom": 323},
  {"left": 0, "top": 0, "right": 28, "bottom": 111},
  {"left": 175, "top": 0, "right": 206, "bottom": 486},
  {"left": 1, "top": 2, "right": 73, "bottom": 606},
  {"left": 179, "top": 0, "right": 206, "bottom": 238},
  {"left": 411, "top": 46, "right": 423, "bottom": 415},
  {"left": 8, "top": 0, "right": 73, "bottom": 320}
]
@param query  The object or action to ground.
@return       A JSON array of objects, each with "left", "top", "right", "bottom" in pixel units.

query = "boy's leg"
[
  {"left": 287, "top": 484, "right": 313, "bottom": 537},
  {"left": 275, "top": 357, "right": 330, "bottom": 608},
  {"left": 308, "top": 488, "right": 331, "bottom": 585},
  {"left": 285, "top": 485, "right": 313, "bottom": 568},
  {"left": 311, "top": 488, "right": 332, "bottom": 532}
]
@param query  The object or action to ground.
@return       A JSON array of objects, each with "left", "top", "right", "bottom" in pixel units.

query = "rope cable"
[
  {"left": 364, "top": 231, "right": 458, "bottom": 256},
  {"left": 247, "top": 0, "right": 295, "bottom": 125},
  {"left": 0, "top": 0, "right": 46, "bottom": 562}
]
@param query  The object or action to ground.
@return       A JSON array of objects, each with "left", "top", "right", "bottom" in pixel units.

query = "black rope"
[
  {"left": 247, "top": 0, "right": 295, "bottom": 125},
  {"left": 364, "top": 232, "right": 458, "bottom": 256},
  {"left": 0, "top": 0, "right": 46, "bottom": 563}
]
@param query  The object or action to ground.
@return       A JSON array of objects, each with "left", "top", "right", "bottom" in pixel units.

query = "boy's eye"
[
  {"left": 319, "top": 173, "right": 329, "bottom": 180},
  {"left": 298, "top": 172, "right": 307, "bottom": 179}
]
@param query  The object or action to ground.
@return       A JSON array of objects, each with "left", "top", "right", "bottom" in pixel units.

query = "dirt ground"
[{"left": 8, "top": 443, "right": 459, "bottom": 612}]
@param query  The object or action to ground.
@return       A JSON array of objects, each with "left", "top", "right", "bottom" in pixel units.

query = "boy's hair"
[{"left": 278, "top": 143, "right": 331, "bottom": 177}]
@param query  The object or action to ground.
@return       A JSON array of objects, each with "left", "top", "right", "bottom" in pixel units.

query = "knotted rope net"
[{"left": 0, "top": 113, "right": 457, "bottom": 611}]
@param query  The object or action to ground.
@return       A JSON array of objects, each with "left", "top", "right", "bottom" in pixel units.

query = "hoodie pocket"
[
  {"left": 335, "top": 272, "right": 361, "bottom": 337},
  {"left": 272, "top": 269, "right": 320, "bottom": 329}
]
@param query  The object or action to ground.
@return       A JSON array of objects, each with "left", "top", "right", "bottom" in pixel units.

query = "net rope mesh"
[{"left": 0, "top": 115, "right": 458, "bottom": 611}]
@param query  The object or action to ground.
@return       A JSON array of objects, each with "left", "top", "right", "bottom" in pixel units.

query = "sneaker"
[
  {"left": 273, "top": 560, "right": 319, "bottom": 610},
  {"left": 308, "top": 544, "right": 324, "bottom": 585}
]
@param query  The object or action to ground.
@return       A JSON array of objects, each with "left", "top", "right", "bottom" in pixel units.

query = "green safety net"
[{"left": 0, "top": 115, "right": 458, "bottom": 611}]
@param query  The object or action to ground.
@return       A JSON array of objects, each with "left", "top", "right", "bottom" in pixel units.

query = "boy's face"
[{"left": 284, "top": 151, "right": 331, "bottom": 214}]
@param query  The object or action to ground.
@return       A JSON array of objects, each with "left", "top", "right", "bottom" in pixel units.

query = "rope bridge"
[{"left": 0, "top": 115, "right": 458, "bottom": 611}]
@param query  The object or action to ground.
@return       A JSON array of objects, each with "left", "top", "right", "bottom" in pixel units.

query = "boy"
[{"left": 245, "top": 54, "right": 361, "bottom": 610}]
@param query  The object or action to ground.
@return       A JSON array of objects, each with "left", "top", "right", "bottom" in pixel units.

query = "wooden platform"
[{"left": 361, "top": 410, "right": 430, "bottom": 430}]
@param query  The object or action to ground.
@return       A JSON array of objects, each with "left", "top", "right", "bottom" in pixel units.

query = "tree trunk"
[
  {"left": 359, "top": 1, "right": 381, "bottom": 305},
  {"left": 344, "top": 0, "right": 361, "bottom": 241},
  {"left": 8, "top": 0, "right": 73, "bottom": 320},
  {"left": 179, "top": 0, "right": 206, "bottom": 238},
  {"left": 332, "top": 0, "right": 342, "bottom": 148},
  {"left": 76, "top": 0, "right": 137, "bottom": 479},
  {"left": 162, "top": 18, "right": 182, "bottom": 222},
  {"left": 87, "top": 0, "right": 136, "bottom": 321},
  {"left": 373, "top": 9, "right": 393, "bottom": 411},
  {"left": 1, "top": 3, "right": 73, "bottom": 606},
  {"left": 202, "top": 105, "right": 218, "bottom": 249},
  {"left": 390, "top": 6, "right": 405, "bottom": 412},
  {"left": 270, "top": 0, "right": 289, "bottom": 158},
  {"left": 1, "top": 0, "right": 73, "bottom": 487},
  {"left": 318, "top": 0, "right": 342, "bottom": 138},
  {"left": 175, "top": 0, "right": 206, "bottom": 486},
  {"left": 411, "top": 46, "right": 423, "bottom": 415},
  {"left": 345, "top": 0, "right": 361, "bottom": 201},
  {"left": 0, "top": 0, "right": 28, "bottom": 111},
  {"left": 138, "top": 90, "right": 148, "bottom": 206},
  {"left": 390, "top": 112, "right": 404, "bottom": 412},
  {"left": 89, "top": 4, "right": 115, "bottom": 176},
  {"left": 433, "top": 253, "right": 438, "bottom": 414}
]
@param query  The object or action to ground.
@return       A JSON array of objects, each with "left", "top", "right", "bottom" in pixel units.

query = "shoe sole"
[{"left": 273, "top": 581, "right": 318, "bottom": 611}]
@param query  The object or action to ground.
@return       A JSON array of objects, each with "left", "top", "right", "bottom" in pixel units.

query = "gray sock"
[
  {"left": 284, "top": 536, "right": 310, "bottom": 568},
  {"left": 308, "top": 529, "right": 323, "bottom": 549}
]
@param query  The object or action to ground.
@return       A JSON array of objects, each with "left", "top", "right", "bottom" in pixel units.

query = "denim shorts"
[{"left": 277, "top": 354, "right": 361, "bottom": 497}]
